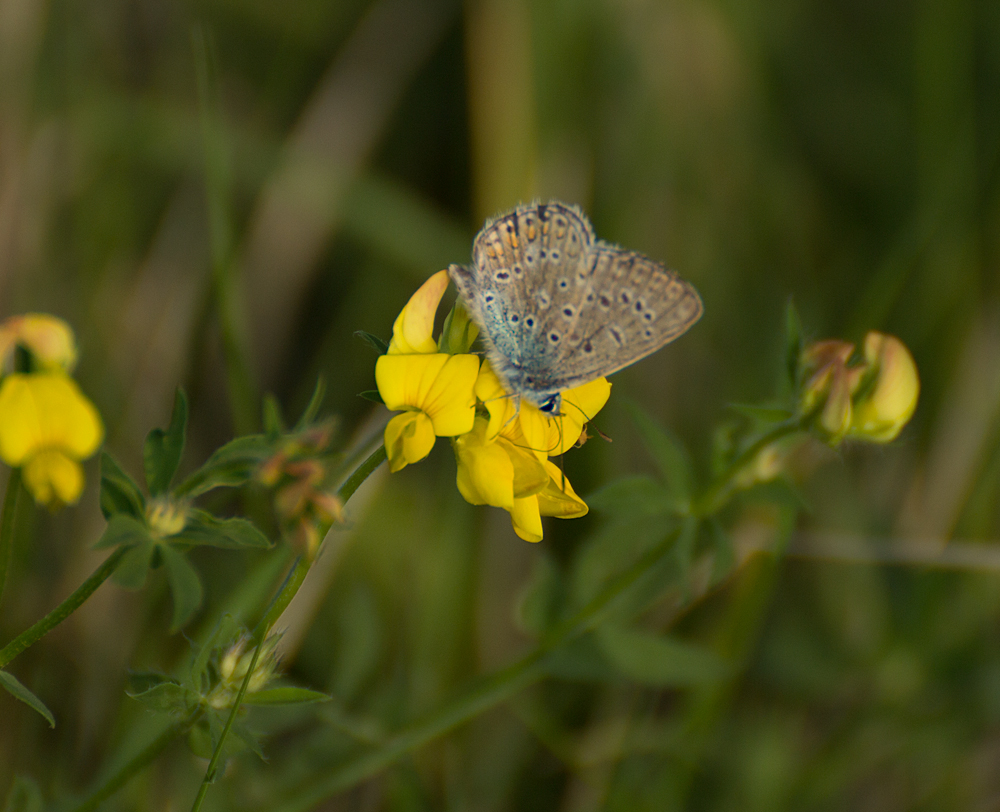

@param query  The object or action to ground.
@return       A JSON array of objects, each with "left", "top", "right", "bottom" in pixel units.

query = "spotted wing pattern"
[{"left": 449, "top": 201, "right": 702, "bottom": 405}]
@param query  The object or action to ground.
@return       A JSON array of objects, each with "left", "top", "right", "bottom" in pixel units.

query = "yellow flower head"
[
  {"left": 0, "top": 314, "right": 78, "bottom": 373},
  {"left": 0, "top": 373, "right": 104, "bottom": 507},
  {"left": 847, "top": 332, "right": 919, "bottom": 443},
  {"left": 376, "top": 271, "right": 480, "bottom": 471}
]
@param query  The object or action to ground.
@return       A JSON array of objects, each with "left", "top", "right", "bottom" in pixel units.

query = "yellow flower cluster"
[
  {"left": 800, "top": 331, "right": 919, "bottom": 444},
  {"left": 375, "top": 271, "right": 610, "bottom": 542},
  {"left": 0, "top": 314, "right": 103, "bottom": 507}
]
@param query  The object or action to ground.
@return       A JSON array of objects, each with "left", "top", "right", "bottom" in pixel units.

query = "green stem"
[
  {"left": 271, "top": 530, "right": 680, "bottom": 812},
  {"left": 0, "top": 468, "right": 22, "bottom": 611},
  {"left": 0, "top": 546, "right": 127, "bottom": 668},
  {"left": 692, "top": 417, "right": 805, "bottom": 517},
  {"left": 190, "top": 639, "right": 263, "bottom": 812},
  {"left": 70, "top": 716, "right": 198, "bottom": 812}
]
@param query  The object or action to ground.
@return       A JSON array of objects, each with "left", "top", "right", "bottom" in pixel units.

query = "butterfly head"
[{"left": 537, "top": 393, "right": 562, "bottom": 416}]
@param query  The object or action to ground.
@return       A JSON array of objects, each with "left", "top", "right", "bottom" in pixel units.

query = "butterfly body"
[{"left": 449, "top": 201, "right": 702, "bottom": 413}]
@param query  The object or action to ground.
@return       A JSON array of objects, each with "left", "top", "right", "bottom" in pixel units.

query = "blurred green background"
[{"left": 2, "top": 0, "right": 1000, "bottom": 809}]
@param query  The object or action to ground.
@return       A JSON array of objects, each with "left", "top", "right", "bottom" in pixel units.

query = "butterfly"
[{"left": 449, "top": 201, "right": 703, "bottom": 415}]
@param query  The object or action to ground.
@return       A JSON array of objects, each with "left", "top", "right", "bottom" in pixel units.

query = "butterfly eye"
[{"left": 539, "top": 395, "right": 561, "bottom": 415}]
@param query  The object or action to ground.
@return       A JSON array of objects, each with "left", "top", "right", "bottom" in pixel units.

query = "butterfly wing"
[
  {"left": 449, "top": 202, "right": 596, "bottom": 398},
  {"left": 524, "top": 242, "right": 704, "bottom": 393}
]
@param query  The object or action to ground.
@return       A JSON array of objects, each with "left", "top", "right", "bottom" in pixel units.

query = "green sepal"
[
  {"left": 240, "top": 686, "right": 330, "bottom": 705},
  {"left": 144, "top": 388, "right": 188, "bottom": 495},
  {"left": 438, "top": 301, "right": 479, "bottom": 354},
  {"left": 94, "top": 514, "right": 152, "bottom": 550},
  {"left": 354, "top": 330, "right": 389, "bottom": 355},
  {"left": 112, "top": 537, "right": 156, "bottom": 589},
  {"left": 626, "top": 402, "right": 694, "bottom": 505},
  {"left": 99, "top": 452, "right": 145, "bottom": 520},
  {"left": 0, "top": 671, "right": 55, "bottom": 728},
  {"left": 160, "top": 545, "right": 203, "bottom": 630},
  {"left": 174, "top": 435, "right": 274, "bottom": 498},
  {"left": 2, "top": 775, "right": 43, "bottom": 812},
  {"left": 177, "top": 510, "right": 272, "bottom": 549},
  {"left": 595, "top": 624, "right": 730, "bottom": 687},
  {"left": 358, "top": 390, "right": 385, "bottom": 404},
  {"left": 262, "top": 394, "right": 285, "bottom": 438},
  {"left": 295, "top": 377, "right": 326, "bottom": 429}
]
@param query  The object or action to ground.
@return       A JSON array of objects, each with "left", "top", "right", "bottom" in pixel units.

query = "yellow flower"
[
  {"left": 0, "top": 314, "right": 78, "bottom": 373},
  {"left": 475, "top": 361, "right": 611, "bottom": 458},
  {"left": 377, "top": 354, "right": 480, "bottom": 471},
  {"left": 376, "top": 271, "right": 481, "bottom": 472},
  {"left": 0, "top": 373, "right": 104, "bottom": 507},
  {"left": 847, "top": 332, "right": 919, "bottom": 442},
  {"left": 453, "top": 418, "right": 587, "bottom": 542}
]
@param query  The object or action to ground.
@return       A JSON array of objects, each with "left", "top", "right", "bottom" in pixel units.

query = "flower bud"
[
  {"left": 145, "top": 496, "right": 189, "bottom": 538},
  {"left": 0, "top": 314, "right": 78, "bottom": 373},
  {"left": 847, "top": 332, "right": 919, "bottom": 442}
]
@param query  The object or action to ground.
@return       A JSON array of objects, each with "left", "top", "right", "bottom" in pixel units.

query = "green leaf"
[
  {"left": 626, "top": 402, "right": 693, "bottom": 504},
  {"left": 785, "top": 297, "right": 803, "bottom": 389},
  {"left": 586, "top": 475, "right": 675, "bottom": 516},
  {"left": 673, "top": 515, "right": 700, "bottom": 583},
  {"left": 174, "top": 434, "right": 275, "bottom": 498},
  {"left": 295, "top": 376, "right": 327, "bottom": 429},
  {"left": 126, "top": 671, "right": 177, "bottom": 695},
  {"left": 99, "top": 452, "right": 145, "bottom": 520},
  {"left": 0, "top": 671, "right": 55, "bottom": 728},
  {"left": 160, "top": 545, "right": 203, "bottom": 630},
  {"left": 262, "top": 393, "right": 285, "bottom": 437},
  {"left": 112, "top": 537, "right": 156, "bottom": 589},
  {"left": 354, "top": 330, "right": 389, "bottom": 355},
  {"left": 595, "top": 625, "right": 730, "bottom": 687},
  {"left": 3, "top": 775, "right": 43, "bottom": 812},
  {"left": 94, "top": 514, "right": 153, "bottom": 550},
  {"left": 144, "top": 388, "right": 188, "bottom": 495},
  {"left": 358, "top": 390, "right": 385, "bottom": 405},
  {"left": 241, "top": 686, "right": 331, "bottom": 705},
  {"left": 179, "top": 511, "right": 272, "bottom": 549}
]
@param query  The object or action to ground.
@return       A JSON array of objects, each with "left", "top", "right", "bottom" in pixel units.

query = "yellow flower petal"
[
  {"left": 376, "top": 353, "right": 478, "bottom": 437},
  {"left": 0, "top": 373, "right": 104, "bottom": 465},
  {"left": 387, "top": 270, "right": 450, "bottom": 355},
  {"left": 475, "top": 361, "right": 517, "bottom": 440},
  {"left": 384, "top": 411, "right": 436, "bottom": 472},
  {"left": 23, "top": 450, "right": 85, "bottom": 507},
  {"left": 454, "top": 419, "right": 516, "bottom": 509},
  {"left": 536, "top": 460, "right": 588, "bottom": 518},
  {"left": 510, "top": 496, "right": 543, "bottom": 542}
]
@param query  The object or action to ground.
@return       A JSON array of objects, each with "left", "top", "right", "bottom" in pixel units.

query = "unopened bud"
[
  {"left": 145, "top": 496, "right": 189, "bottom": 538},
  {"left": 848, "top": 332, "right": 919, "bottom": 442}
]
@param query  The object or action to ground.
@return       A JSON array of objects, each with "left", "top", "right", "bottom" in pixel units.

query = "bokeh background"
[{"left": 2, "top": 0, "right": 1000, "bottom": 809}]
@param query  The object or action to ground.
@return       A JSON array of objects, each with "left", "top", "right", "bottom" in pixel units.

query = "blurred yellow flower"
[
  {"left": 0, "top": 314, "right": 78, "bottom": 373},
  {"left": 848, "top": 332, "right": 919, "bottom": 443},
  {"left": 0, "top": 373, "right": 104, "bottom": 507},
  {"left": 799, "top": 332, "right": 918, "bottom": 446}
]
